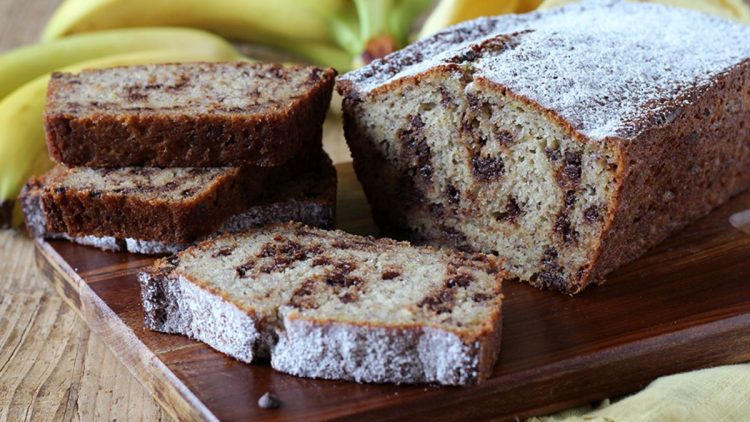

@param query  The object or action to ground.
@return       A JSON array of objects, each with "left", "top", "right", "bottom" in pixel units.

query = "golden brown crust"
[{"left": 584, "top": 60, "right": 750, "bottom": 289}]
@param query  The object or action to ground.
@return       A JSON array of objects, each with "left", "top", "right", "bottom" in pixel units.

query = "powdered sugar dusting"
[
  {"left": 340, "top": 0, "right": 750, "bottom": 140},
  {"left": 271, "top": 313, "right": 482, "bottom": 385}
]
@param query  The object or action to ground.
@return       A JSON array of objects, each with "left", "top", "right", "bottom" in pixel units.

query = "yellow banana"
[
  {"left": 0, "top": 49, "right": 240, "bottom": 227},
  {"left": 0, "top": 27, "right": 237, "bottom": 101},
  {"left": 537, "top": 0, "right": 750, "bottom": 24},
  {"left": 42, "top": 0, "right": 348, "bottom": 45},
  {"left": 418, "top": 0, "right": 545, "bottom": 39}
]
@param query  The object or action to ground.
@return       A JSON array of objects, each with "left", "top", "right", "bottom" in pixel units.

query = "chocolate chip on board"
[{"left": 258, "top": 392, "right": 281, "bottom": 409}]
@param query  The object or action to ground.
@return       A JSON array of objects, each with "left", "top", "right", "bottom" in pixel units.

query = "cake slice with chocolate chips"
[
  {"left": 139, "top": 222, "right": 504, "bottom": 385},
  {"left": 45, "top": 62, "right": 336, "bottom": 167},
  {"left": 21, "top": 151, "right": 336, "bottom": 254}
]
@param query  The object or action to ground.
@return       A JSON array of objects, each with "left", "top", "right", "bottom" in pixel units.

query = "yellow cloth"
[{"left": 529, "top": 364, "right": 750, "bottom": 422}]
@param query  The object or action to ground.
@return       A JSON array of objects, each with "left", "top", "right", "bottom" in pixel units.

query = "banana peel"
[
  {"left": 42, "top": 0, "right": 348, "bottom": 45},
  {"left": 537, "top": 0, "right": 750, "bottom": 24},
  {"left": 0, "top": 27, "right": 237, "bottom": 101},
  {"left": 419, "top": 0, "right": 544, "bottom": 39},
  {"left": 0, "top": 48, "right": 241, "bottom": 229}
]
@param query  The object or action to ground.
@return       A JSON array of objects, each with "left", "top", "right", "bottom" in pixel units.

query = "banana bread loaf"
[
  {"left": 21, "top": 154, "right": 336, "bottom": 254},
  {"left": 139, "top": 222, "right": 504, "bottom": 385},
  {"left": 337, "top": 0, "right": 750, "bottom": 294},
  {"left": 45, "top": 62, "right": 336, "bottom": 167}
]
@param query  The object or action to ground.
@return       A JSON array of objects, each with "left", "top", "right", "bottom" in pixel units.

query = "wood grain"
[
  {"left": 34, "top": 162, "right": 750, "bottom": 421},
  {"left": 0, "top": 0, "right": 172, "bottom": 418}
]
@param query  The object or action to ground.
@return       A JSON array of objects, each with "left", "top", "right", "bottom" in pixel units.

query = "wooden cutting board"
[{"left": 34, "top": 163, "right": 750, "bottom": 421}]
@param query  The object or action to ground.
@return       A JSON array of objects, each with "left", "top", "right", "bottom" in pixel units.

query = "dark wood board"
[{"left": 35, "top": 163, "right": 750, "bottom": 421}]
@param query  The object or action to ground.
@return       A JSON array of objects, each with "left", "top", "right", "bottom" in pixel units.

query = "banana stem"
[
  {"left": 389, "top": 0, "right": 433, "bottom": 46},
  {"left": 354, "top": 0, "right": 393, "bottom": 41},
  {"left": 353, "top": 0, "right": 398, "bottom": 63},
  {"left": 328, "top": 11, "right": 362, "bottom": 57}
]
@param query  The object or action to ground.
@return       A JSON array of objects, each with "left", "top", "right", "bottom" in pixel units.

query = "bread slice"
[
  {"left": 45, "top": 62, "right": 336, "bottom": 167},
  {"left": 139, "top": 222, "right": 504, "bottom": 385},
  {"left": 337, "top": 1, "right": 750, "bottom": 294},
  {"left": 22, "top": 154, "right": 336, "bottom": 254}
]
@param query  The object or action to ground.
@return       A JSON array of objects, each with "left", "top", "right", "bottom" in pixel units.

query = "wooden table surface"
[{"left": 0, "top": 0, "right": 350, "bottom": 419}]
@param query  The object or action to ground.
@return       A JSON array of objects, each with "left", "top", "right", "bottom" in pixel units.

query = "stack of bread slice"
[{"left": 21, "top": 62, "right": 338, "bottom": 253}]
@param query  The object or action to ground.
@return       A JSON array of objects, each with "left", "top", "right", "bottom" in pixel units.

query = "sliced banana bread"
[
  {"left": 22, "top": 154, "right": 336, "bottom": 254},
  {"left": 139, "top": 222, "right": 504, "bottom": 385},
  {"left": 45, "top": 62, "right": 336, "bottom": 167},
  {"left": 337, "top": 0, "right": 750, "bottom": 294}
]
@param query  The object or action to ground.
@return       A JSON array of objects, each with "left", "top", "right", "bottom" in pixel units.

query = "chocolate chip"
[
  {"left": 471, "top": 155, "right": 504, "bottom": 181},
  {"left": 398, "top": 115, "right": 433, "bottom": 181},
  {"left": 381, "top": 270, "right": 401, "bottom": 280},
  {"left": 495, "top": 129, "right": 515, "bottom": 146},
  {"left": 439, "top": 87, "right": 454, "bottom": 107},
  {"left": 54, "top": 186, "right": 66, "bottom": 195},
  {"left": 258, "top": 243, "right": 276, "bottom": 257},
  {"left": 180, "top": 188, "right": 197, "bottom": 197},
  {"left": 559, "top": 151, "right": 582, "bottom": 187},
  {"left": 544, "top": 147, "right": 561, "bottom": 162},
  {"left": 472, "top": 293, "right": 492, "bottom": 302},
  {"left": 334, "top": 262, "right": 357, "bottom": 274},
  {"left": 543, "top": 246, "right": 558, "bottom": 261},
  {"left": 466, "top": 94, "right": 480, "bottom": 110},
  {"left": 288, "top": 280, "right": 316, "bottom": 309},
  {"left": 584, "top": 205, "right": 602, "bottom": 223},
  {"left": 258, "top": 392, "right": 281, "bottom": 409},
  {"left": 312, "top": 256, "right": 332, "bottom": 267},
  {"left": 236, "top": 261, "right": 254, "bottom": 278},
  {"left": 564, "top": 190, "right": 576, "bottom": 209},
  {"left": 211, "top": 247, "right": 233, "bottom": 258},
  {"left": 339, "top": 292, "right": 358, "bottom": 303},
  {"left": 88, "top": 190, "right": 102, "bottom": 198},
  {"left": 538, "top": 271, "right": 567, "bottom": 291},
  {"left": 446, "top": 273, "right": 474, "bottom": 288},
  {"left": 418, "top": 290, "right": 454, "bottom": 314},
  {"left": 494, "top": 196, "right": 521, "bottom": 223},
  {"left": 442, "top": 225, "right": 467, "bottom": 245},
  {"left": 554, "top": 214, "right": 578, "bottom": 244},
  {"left": 325, "top": 272, "right": 362, "bottom": 288},
  {"left": 446, "top": 184, "right": 461, "bottom": 205}
]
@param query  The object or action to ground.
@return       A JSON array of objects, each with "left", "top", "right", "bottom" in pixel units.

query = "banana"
[
  {"left": 537, "top": 0, "right": 750, "bottom": 24},
  {"left": 0, "top": 49, "right": 240, "bottom": 227},
  {"left": 418, "top": 0, "right": 545, "bottom": 39},
  {"left": 0, "top": 27, "right": 237, "bottom": 101},
  {"left": 42, "top": 0, "right": 348, "bottom": 46},
  {"left": 343, "top": 0, "right": 433, "bottom": 67}
]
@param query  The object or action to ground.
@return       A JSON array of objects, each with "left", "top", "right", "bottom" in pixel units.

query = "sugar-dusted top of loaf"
[
  {"left": 48, "top": 62, "right": 335, "bottom": 116},
  {"left": 338, "top": 0, "right": 750, "bottom": 140},
  {"left": 44, "top": 166, "right": 238, "bottom": 202},
  {"left": 159, "top": 222, "right": 503, "bottom": 338}
]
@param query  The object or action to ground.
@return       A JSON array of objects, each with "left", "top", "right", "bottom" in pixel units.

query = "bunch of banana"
[
  {"left": 0, "top": 29, "right": 241, "bottom": 228},
  {"left": 41, "top": 0, "right": 438, "bottom": 71}
]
